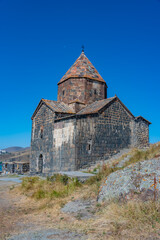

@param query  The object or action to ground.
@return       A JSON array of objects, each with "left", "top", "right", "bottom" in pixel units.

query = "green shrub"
[
  {"left": 20, "top": 174, "right": 82, "bottom": 200},
  {"left": 33, "top": 189, "right": 46, "bottom": 199}
]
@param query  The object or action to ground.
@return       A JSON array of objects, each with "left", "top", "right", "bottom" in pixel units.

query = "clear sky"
[{"left": 0, "top": 0, "right": 160, "bottom": 149}]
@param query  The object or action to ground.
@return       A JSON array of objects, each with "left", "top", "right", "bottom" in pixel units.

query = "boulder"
[{"left": 98, "top": 159, "right": 160, "bottom": 203}]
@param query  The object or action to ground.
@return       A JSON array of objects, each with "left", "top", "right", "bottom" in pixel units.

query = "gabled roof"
[
  {"left": 58, "top": 51, "right": 106, "bottom": 84},
  {"left": 135, "top": 116, "right": 151, "bottom": 125},
  {"left": 77, "top": 97, "right": 116, "bottom": 115},
  {"left": 31, "top": 99, "right": 75, "bottom": 120},
  {"left": 77, "top": 96, "right": 135, "bottom": 118}
]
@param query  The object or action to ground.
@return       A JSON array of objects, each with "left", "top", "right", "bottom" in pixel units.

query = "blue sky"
[{"left": 0, "top": 0, "right": 160, "bottom": 149}]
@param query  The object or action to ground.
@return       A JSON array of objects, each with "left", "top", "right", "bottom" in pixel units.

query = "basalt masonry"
[
  {"left": 132, "top": 117, "right": 150, "bottom": 148},
  {"left": 30, "top": 51, "right": 151, "bottom": 175},
  {"left": 75, "top": 99, "right": 134, "bottom": 169},
  {"left": 57, "top": 77, "right": 107, "bottom": 105},
  {"left": 30, "top": 103, "right": 55, "bottom": 175}
]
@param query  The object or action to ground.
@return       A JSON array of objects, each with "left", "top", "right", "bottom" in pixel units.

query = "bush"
[
  {"left": 47, "top": 174, "right": 69, "bottom": 185},
  {"left": 20, "top": 175, "right": 82, "bottom": 200}
]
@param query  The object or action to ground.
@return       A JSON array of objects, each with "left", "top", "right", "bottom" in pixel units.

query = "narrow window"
[
  {"left": 88, "top": 144, "right": 91, "bottom": 151},
  {"left": 94, "top": 89, "right": 97, "bottom": 95},
  {"left": 40, "top": 126, "right": 44, "bottom": 139},
  {"left": 63, "top": 90, "right": 65, "bottom": 96}
]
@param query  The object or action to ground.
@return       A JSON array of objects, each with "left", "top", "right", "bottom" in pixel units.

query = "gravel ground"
[
  {"left": 98, "top": 159, "right": 160, "bottom": 202},
  {"left": 8, "top": 228, "right": 87, "bottom": 240},
  {"left": 0, "top": 177, "right": 22, "bottom": 183}
]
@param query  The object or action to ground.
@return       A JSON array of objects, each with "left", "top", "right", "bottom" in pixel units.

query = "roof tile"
[
  {"left": 58, "top": 52, "right": 105, "bottom": 84},
  {"left": 77, "top": 97, "right": 116, "bottom": 115},
  {"left": 43, "top": 99, "right": 75, "bottom": 114}
]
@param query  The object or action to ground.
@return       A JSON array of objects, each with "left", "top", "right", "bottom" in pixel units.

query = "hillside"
[
  {"left": 2, "top": 146, "right": 30, "bottom": 153},
  {"left": 0, "top": 147, "right": 30, "bottom": 163}
]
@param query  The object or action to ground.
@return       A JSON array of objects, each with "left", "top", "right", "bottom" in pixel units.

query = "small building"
[
  {"left": 0, "top": 162, "right": 2, "bottom": 174},
  {"left": 2, "top": 160, "right": 30, "bottom": 174},
  {"left": 2, "top": 162, "right": 15, "bottom": 174},
  {"left": 14, "top": 160, "right": 30, "bottom": 174},
  {"left": 30, "top": 50, "right": 151, "bottom": 175}
]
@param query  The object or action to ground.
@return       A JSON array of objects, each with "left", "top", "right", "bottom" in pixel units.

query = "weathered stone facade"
[
  {"left": 58, "top": 78, "right": 107, "bottom": 105},
  {"left": 30, "top": 51, "right": 151, "bottom": 174}
]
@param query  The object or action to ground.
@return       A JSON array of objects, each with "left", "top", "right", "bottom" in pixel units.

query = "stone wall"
[
  {"left": 133, "top": 118, "right": 149, "bottom": 148},
  {"left": 75, "top": 115, "right": 97, "bottom": 169},
  {"left": 57, "top": 78, "right": 106, "bottom": 105},
  {"left": 31, "top": 105, "right": 77, "bottom": 173},
  {"left": 30, "top": 103, "right": 55, "bottom": 174},
  {"left": 53, "top": 117, "right": 76, "bottom": 171},
  {"left": 76, "top": 99, "right": 134, "bottom": 169},
  {"left": 57, "top": 78, "right": 86, "bottom": 104},
  {"left": 85, "top": 79, "right": 107, "bottom": 104}
]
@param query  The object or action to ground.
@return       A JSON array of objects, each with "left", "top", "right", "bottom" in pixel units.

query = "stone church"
[{"left": 30, "top": 50, "right": 151, "bottom": 175}]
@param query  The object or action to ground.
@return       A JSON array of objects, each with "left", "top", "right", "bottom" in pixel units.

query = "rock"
[
  {"left": 61, "top": 199, "right": 96, "bottom": 219},
  {"left": 98, "top": 159, "right": 160, "bottom": 203},
  {"left": 116, "top": 155, "right": 131, "bottom": 168},
  {"left": 8, "top": 228, "right": 87, "bottom": 240}
]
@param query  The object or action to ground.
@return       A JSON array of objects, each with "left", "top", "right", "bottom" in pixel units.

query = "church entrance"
[{"left": 38, "top": 154, "right": 43, "bottom": 173}]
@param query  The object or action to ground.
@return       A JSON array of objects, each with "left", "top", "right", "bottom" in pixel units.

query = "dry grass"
[
  {"left": 46, "top": 200, "right": 160, "bottom": 240},
  {"left": 124, "top": 142, "right": 160, "bottom": 168},
  {"left": 105, "top": 200, "right": 160, "bottom": 229}
]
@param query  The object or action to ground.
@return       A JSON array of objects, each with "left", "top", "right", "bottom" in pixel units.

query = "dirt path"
[
  {"left": 0, "top": 181, "right": 19, "bottom": 239},
  {"left": 0, "top": 179, "right": 87, "bottom": 240}
]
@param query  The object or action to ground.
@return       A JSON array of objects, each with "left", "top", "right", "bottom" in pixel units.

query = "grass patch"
[
  {"left": 124, "top": 142, "right": 160, "bottom": 168},
  {"left": 102, "top": 200, "right": 160, "bottom": 236},
  {"left": 20, "top": 174, "right": 82, "bottom": 200}
]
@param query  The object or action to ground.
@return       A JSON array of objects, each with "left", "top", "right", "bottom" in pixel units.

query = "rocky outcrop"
[{"left": 98, "top": 159, "right": 160, "bottom": 203}]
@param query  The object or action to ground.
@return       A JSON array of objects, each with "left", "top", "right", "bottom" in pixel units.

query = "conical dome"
[
  {"left": 57, "top": 51, "right": 107, "bottom": 106},
  {"left": 58, "top": 51, "right": 105, "bottom": 84}
]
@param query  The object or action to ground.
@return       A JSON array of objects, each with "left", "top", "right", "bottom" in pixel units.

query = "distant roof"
[
  {"left": 14, "top": 160, "right": 30, "bottom": 164},
  {"left": 58, "top": 51, "right": 106, "bottom": 84},
  {"left": 135, "top": 116, "right": 151, "bottom": 124},
  {"left": 31, "top": 99, "right": 75, "bottom": 119}
]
